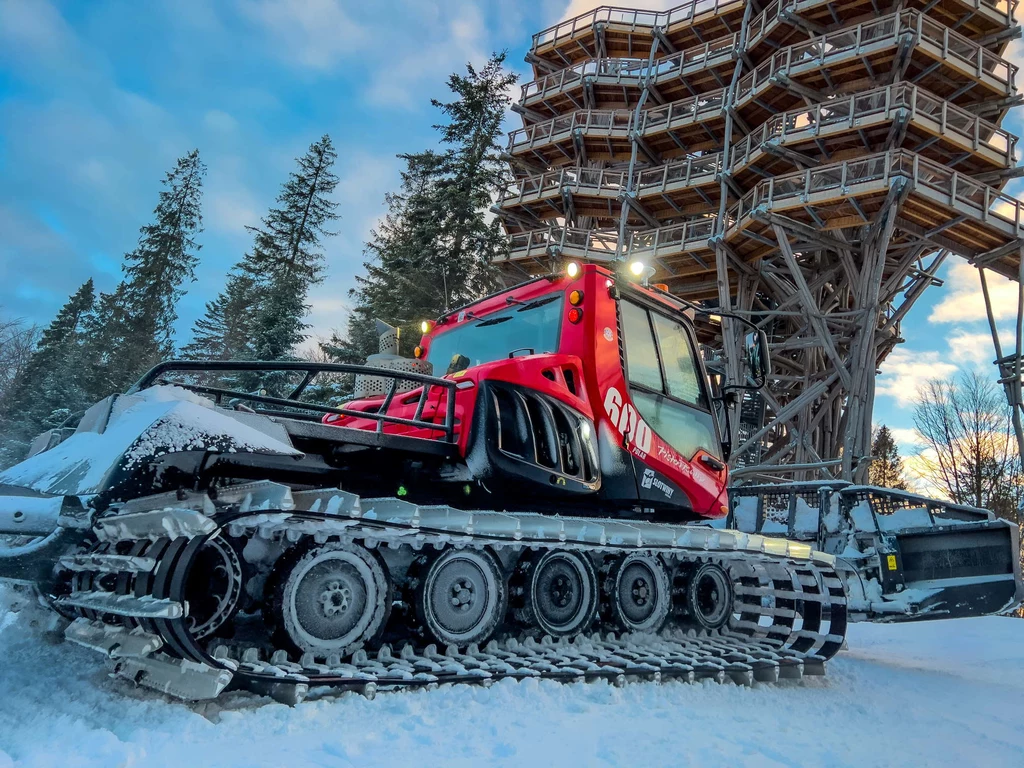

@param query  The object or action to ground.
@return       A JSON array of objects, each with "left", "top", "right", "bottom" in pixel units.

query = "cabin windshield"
[{"left": 425, "top": 295, "right": 564, "bottom": 375}]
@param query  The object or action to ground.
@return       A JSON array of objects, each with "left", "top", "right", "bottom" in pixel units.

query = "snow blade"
[
  {"left": 728, "top": 482, "right": 1024, "bottom": 622},
  {"left": 0, "top": 386, "right": 301, "bottom": 500}
]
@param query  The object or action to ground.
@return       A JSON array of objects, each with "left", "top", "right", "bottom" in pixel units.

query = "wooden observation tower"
[{"left": 495, "top": 0, "right": 1024, "bottom": 482}]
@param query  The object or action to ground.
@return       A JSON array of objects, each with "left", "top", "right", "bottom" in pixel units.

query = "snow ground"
[{"left": 0, "top": 594, "right": 1021, "bottom": 768}]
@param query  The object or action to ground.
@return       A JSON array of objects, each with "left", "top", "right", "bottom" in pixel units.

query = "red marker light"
[{"left": 568, "top": 307, "right": 583, "bottom": 324}]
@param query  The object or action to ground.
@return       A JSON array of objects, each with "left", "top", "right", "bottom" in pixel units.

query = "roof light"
[
  {"left": 420, "top": 320, "right": 432, "bottom": 334},
  {"left": 629, "top": 260, "right": 645, "bottom": 277},
  {"left": 566, "top": 261, "right": 581, "bottom": 278}
]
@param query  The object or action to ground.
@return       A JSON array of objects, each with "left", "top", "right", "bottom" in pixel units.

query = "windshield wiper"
[
  {"left": 516, "top": 295, "right": 559, "bottom": 312},
  {"left": 475, "top": 315, "right": 513, "bottom": 328}
]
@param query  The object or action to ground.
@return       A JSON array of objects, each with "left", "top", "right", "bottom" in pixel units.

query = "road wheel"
[
  {"left": 518, "top": 550, "right": 598, "bottom": 637},
  {"left": 604, "top": 552, "right": 671, "bottom": 633},
  {"left": 418, "top": 548, "right": 506, "bottom": 647},
  {"left": 267, "top": 541, "right": 390, "bottom": 656}
]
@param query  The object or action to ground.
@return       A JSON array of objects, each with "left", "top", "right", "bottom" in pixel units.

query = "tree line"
[{"left": 0, "top": 53, "right": 516, "bottom": 467}]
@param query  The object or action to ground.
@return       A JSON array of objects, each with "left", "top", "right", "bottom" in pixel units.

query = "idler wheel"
[{"left": 184, "top": 536, "right": 244, "bottom": 639}]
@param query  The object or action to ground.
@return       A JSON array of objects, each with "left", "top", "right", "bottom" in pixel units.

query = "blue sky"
[{"left": 0, "top": 0, "right": 1020, "bottom": 468}]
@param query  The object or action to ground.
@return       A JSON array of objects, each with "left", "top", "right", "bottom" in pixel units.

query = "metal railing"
[
  {"left": 512, "top": 82, "right": 1015, "bottom": 167},
  {"left": 731, "top": 149, "right": 1024, "bottom": 237},
  {"left": 732, "top": 83, "right": 1016, "bottom": 166},
  {"left": 498, "top": 153, "right": 723, "bottom": 208},
  {"left": 508, "top": 218, "right": 718, "bottom": 263},
  {"left": 532, "top": 0, "right": 1017, "bottom": 52},
  {"left": 532, "top": 0, "right": 744, "bottom": 49},
  {"left": 504, "top": 84, "right": 1018, "bottom": 212},
  {"left": 524, "top": 9, "right": 1017, "bottom": 107},
  {"left": 521, "top": 34, "right": 739, "bottom": 104},
  {"left": 507, "top": 150, "right": 1024, "bottom": 263},
  {"left": 736, "top": 11, "right": 1016, "bottom": 108},
  {"left": 506, "top": 227, "right": 622, "bottom": 262},
  {"left": 510, "top": 90, "right": 727, "bottom": 152}
]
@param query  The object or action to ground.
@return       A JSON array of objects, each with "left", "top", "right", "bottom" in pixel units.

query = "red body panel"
[{"left": 323, "top": 265, "right": 728, "bottom": 520}]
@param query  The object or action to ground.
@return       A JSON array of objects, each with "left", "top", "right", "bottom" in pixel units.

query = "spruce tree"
[
  {"left": 186, "top": 136, "right": 339, "bottom": 365},
  {"left": 0, "top": 281, "right": 96, "bottom": 464},
  {"left": 181, "top": 269, "right": 257, "bottom": 361},
  {"left": 91, "top": 150, "right": 206, "bottom": 395},
  {"left": 430, "top": 53, "right": 517, "bottom": 284},
  {"left": 869, "top": 425, "right": 909, "bottom": 490},
  {"left": 335, "top": 54, "right": 517, "bottom": 362}
]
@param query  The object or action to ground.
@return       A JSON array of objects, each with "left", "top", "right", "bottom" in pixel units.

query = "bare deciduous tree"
[
  {"left": 913, "top": 370, "right": 1023, "bottom": 520},
  {"left": 0, "top": 312, "right": 40, "bottom": 407}
]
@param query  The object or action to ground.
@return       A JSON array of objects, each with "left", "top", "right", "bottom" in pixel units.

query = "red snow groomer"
[{"left": 0, "top": 263, "right": 1019, "bottom": 702}]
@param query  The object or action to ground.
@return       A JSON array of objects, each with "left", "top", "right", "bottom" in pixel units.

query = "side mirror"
[{"left": 745, "top": 330, "right": 771, "bottom": 385}]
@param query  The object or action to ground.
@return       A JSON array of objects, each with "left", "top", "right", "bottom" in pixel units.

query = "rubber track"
[{"left": 68, "top": 491, "right": 849, "bottom": 701}]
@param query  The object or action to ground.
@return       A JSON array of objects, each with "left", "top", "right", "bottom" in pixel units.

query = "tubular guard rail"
[{"left": 130, "top": 360, "right": 460, "bottom": 443}]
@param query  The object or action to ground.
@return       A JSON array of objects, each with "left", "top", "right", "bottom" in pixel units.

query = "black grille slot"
[
  {"left": 899, "top": 528, "right": 1014, "bottom": 583},
  {"left": 487, "top": 383, "right": 598, "bottom": 483},
  {"left": 524, "top": 395, "right": 558, "bottom": 468},
  {"left": 492, "top": 387, "right": 531, "bottom": 460},
  {"left": 563, "top": 368, "right": 578, "bottom": 396}
]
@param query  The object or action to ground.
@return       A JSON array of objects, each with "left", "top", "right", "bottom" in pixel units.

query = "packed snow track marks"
[{"left": 0, "top": 586, "right": 1021, "bottom": 768}]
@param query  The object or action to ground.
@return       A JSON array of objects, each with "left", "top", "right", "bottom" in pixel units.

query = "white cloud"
[
  {"left": 237, "top": 0, "right": 368, "bottom": 69},
  {"left": 888, "top": 427, "right": 920, "bottom": 451},
  {"left": 207, "top": 191, "right": 259, "bottom": 234},
  {"left": 0, "top": 0, "right": 79, "bottom": 64},
  {"left": 929, "top": 262, "right": 1018, "bottom": 324},
  {"left": 876, "top": 348, "right": 959, "bottom": 406},
  {"left": 362, "top": 3, "right": 489, "bottom": 109},
  {"left": 947, "top": 329, "right": 996, "bottom": 367}
]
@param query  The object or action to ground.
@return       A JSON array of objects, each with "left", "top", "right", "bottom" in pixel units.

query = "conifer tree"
[
  {"left": 334, "top": 54, "right": 517, "bottom": 362},
  {"left": 0, "top": 281, "right": 96, "bottom": 464},
  {"left": 430, "top": 53, "right": 517, "bottom": 283},
  {"left": 181, "top": 269, "right": 257, "bottom": 361},
  {"left": 869, "top": 425, "right": 909, "bottom": 490},
  {"left": 91, "top": 150, "right": 206, "bottom": 394},
  {"left": 186, "top": 136, "right": 339, "bottom": 364}
]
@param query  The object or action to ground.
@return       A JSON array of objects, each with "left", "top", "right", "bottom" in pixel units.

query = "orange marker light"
[
  {"left": 568, "top": 289, "right": 584, "bottom": 306},
  {"left": 414, "top": 346, "right": 424, "bottom": 358},
  {"left": 567, "top": 307, "right": 583, "bottom": 324}
]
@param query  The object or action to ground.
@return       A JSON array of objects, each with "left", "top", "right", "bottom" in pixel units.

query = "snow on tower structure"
[{"left": 495, "top": 0, "right": 1024, "bottom": 482}]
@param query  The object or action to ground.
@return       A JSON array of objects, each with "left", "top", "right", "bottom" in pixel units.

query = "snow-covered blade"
[
  {"left": 0, "top": 386, "right": 301, "bottom": 582},
  {"left": 0, "top": 385, "right": 301, "bottom": 500},
  {"left": 727, "top": 482, "right": 1024, "bottom": 622}
]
